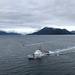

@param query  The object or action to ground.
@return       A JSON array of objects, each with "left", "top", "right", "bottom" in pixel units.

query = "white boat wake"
[
  {"left": 49, "top": 46, "right": 75, "bottom": 55},
  {"left": 25, "top": 41, "right": 55, "bottom": 46}
]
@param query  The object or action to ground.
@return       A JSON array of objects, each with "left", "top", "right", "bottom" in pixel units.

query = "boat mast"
[{"left": 39, "top": 45, "right": 42, "bottom": 50}]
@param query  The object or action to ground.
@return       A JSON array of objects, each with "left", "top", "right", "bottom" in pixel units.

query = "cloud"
[{"left": 0, "top": 0, "right": 75, "bottom": 33}]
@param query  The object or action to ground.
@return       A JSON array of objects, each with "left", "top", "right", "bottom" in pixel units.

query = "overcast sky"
[{"left": 0, "top": 0, "right": 75, "bottom": 34}]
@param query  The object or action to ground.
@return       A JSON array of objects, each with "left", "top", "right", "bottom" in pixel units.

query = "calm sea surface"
[{"left": 0, "top": 35, "right": 75, "bottom": 75}]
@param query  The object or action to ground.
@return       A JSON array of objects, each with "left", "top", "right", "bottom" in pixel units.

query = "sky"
[{"left": 0, "top": 0, "right": 75, "bottom": 34}]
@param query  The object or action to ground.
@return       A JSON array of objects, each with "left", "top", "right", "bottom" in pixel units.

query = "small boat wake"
[
  {"left": 49, "top": 46, "right": 75, "bottom": 55},
  {"left": 25, "top": 41, "right": 55, "bottom": 47}
]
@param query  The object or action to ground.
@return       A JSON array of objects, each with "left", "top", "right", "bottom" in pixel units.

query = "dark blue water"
[{"left": 0, "top": 35, "right": 75, "bottom": 75}]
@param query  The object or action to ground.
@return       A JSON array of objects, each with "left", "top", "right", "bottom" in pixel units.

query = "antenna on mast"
[{"left": 39, "top": 45, "right": 42, "bottom": 50}]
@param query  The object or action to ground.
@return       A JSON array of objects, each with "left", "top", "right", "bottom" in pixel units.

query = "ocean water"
[{"left": 0, "top": 35, "right": 75, "bottom": 75}]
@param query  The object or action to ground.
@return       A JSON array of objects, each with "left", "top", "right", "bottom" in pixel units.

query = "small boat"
[
  {"left": 28, "top": 46, "right": 49, "bottom": 59},
  {"left": 28, "top": 50, "right": 44, "bottom": 59}
]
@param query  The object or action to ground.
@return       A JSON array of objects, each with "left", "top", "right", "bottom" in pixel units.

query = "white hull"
[
  {"left": 28, "top": 49, "right": 49, "bottom": 59},
  {"left": 28, "top": 55, "right": 41, "bottom": 59},
  {"left": 28, "top": 52, "right": 49, "bottom": 59}
]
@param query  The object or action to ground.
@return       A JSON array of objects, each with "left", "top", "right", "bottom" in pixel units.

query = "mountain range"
[
  {"left": 0, "top": 31, "right": 21, "bottom": 35},
  {"left": 0, "top": 27, "right": 75, "bottom": 35},
  {"left": 29, "top": 27, "right": 74, "bottom": 35}
]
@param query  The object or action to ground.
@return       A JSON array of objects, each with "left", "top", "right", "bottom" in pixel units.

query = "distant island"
[
  {"left": 28, "top": 27, "right": 74, "bottom": 35},
  {"left": 0, "top": 31, "right": 21, "bottom": 35}
]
